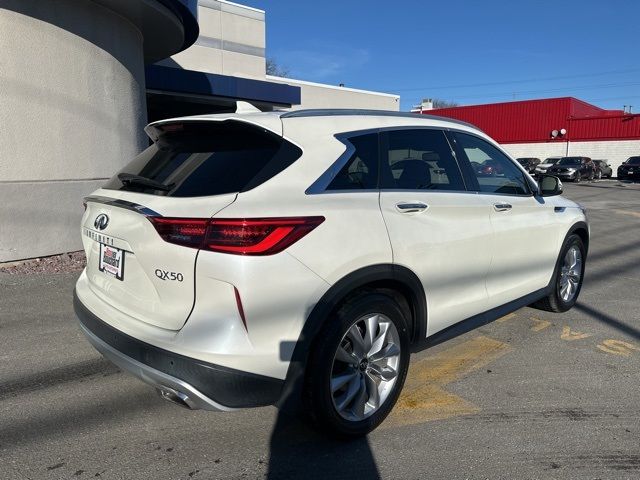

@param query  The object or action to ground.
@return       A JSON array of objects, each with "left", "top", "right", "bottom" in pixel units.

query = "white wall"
[
  {"left": 155, "top": 1, "right": 401, "bottom": 111},
  {"left": 0, "top": 0, "right": 148, "bottom": 262},
  {"left": 266, "top": 76, "right": 400, "bottom": 111},
  {"left": 501, "top": 140, "right": 640, "bottom": 172},
  {"left": 158, "top": 0, "right": 266, "bottom": 79}
]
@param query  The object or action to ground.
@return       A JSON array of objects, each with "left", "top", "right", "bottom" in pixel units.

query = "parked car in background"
[
  {"left": 534, "top": 156, "right": 562, "bottom": 176},
  {"left": 74, "top": 109, "right": 589, "bottom": 437},
  {"left": 592, "top": 160, "right": 613, "bottom": 179},
  {"left": 617, "top": 156, "right": 640, "bottom": 181},
  {"left": 475, "top": 158, "right": 506, "bottom": 176},
  {"left": 516, "top": 157, "right": 541, "bottom": 173},
  {"left": 547, "top": 156, "right": 595, "bottom": 182}
]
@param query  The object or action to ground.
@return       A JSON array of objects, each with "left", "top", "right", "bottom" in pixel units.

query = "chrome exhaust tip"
[{"left": 156, "top": 386, "right": 197, "bottom": 410}]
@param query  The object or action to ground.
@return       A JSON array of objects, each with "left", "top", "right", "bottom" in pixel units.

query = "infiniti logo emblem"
[{"left": 94, "top": 214, "right": 109, "bottom": 231}]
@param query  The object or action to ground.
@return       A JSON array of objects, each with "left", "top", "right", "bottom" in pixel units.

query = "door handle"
[
  {"left": 493, "top": 203, "right": 512, "bottom": 212},
  {"left": 396, "top": 202, "right": 428, "bottom": 213}
]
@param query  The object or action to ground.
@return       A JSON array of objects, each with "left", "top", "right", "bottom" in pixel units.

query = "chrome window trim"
[{"left": 84, "top": 195, "right": 162, "bottom": 217}]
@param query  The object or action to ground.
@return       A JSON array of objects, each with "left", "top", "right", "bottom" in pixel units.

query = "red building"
[{"left": 425, "top": 97, "right": 640, "bottom": 170}]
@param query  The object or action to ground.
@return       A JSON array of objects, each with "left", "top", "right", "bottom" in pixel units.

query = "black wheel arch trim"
[
  {"left": 567, "top": 220, "right": 590, "bottom": 254},
  {"left": 276, "top": 263, "right": 426, "bottom": 412}
]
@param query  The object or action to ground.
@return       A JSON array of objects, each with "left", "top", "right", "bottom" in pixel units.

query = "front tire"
[
  {"left": 532, "top": 234, "right": 586, "bottom": 312},
  {"left": 305, "top": 293, "right": 410, "bottom": 437},
  {"left": 574, "top": 173, "right": 581, "bottom": 183}
]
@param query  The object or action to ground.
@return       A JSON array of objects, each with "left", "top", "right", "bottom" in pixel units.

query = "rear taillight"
[
  {"left": 150, "top": 218, "right": 209, "bottom": 249},
  {"left": 149, "top": 217, "right": 324, "bottom": 255}
]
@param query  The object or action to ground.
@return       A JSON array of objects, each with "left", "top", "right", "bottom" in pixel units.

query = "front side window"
[
  {"left": 326, "top": 133, "right": 379, "bottom": 190},
  {"left": 453, "top": 132, "right": 531, "bottom": 196},
  {"left": 380, "top": 129, "right": 465, "bottom": 191}
]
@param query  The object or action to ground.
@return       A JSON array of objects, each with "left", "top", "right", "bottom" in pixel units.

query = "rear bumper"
[{"left": 74, "top": 291, "right": 284, "bottom": 409}]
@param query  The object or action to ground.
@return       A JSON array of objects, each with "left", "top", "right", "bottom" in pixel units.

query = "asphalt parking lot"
[{"left": 1, "top": 181, "right": 639, "bottom": 480}]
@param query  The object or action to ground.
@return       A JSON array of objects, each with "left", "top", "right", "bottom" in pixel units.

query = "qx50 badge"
[
  {"left": 94, "top": 214, "right": 109, "bottom": 231},
  {"left": 155, "top": 269, "right": 184, "bottom": 282}
]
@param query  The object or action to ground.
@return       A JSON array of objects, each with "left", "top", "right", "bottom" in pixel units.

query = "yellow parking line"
[
  {"left": 496, "top": 312, "right": 517, "bottom": 323},
  {"left": 384, "top": 336, "right": 511, "bottom": 428},
  {"left": 560, "top": 326, "right": 592, "bottom": 341},
  {"left": 597, "top": 339, "right": 639, "bottom": 357},
  {"left": 530, "top": 317, "right": 551, "bottom": 332},
  {"left": 612, "top": 209, "right": 640, "bottom": 219}
]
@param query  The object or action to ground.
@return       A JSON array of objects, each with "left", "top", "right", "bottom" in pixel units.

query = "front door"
[
  {"left": 449, "top": 131, "right": 560, "bottom": 308},
  {"left": 378, "top": 128, "right": 493, "bottom": 336}
]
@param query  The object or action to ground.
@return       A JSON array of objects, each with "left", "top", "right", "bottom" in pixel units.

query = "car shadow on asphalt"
[
  {"left": 574, "top": 302, "right": 640, "bottom": 340},
  {"left": 266, "top": 411, "right": 380, "bottom": 480}
]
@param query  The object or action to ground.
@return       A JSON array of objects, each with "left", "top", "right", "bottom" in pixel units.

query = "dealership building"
[
  {"left": 426, "top": 97, "right": 640, "bottom": 171},
  {"left": 0, "top": 0, "right": 399, "bottom": 263}
]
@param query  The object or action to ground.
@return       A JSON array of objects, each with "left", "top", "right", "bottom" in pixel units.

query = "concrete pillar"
[{"left": 0, "top": 0, "right": 197, "bottom": 262}]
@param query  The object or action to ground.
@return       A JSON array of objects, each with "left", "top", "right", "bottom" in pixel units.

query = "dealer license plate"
[{"left": 99, "top": 243, "right": 125, "bottom": 281}]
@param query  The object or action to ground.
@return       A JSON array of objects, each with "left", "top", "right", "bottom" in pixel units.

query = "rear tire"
[
  {"left": 304, "top": 292, "right": 410, "bottom": 437},
  {"left": 532, "top": 234, "right": 586, "bottom": 312}
]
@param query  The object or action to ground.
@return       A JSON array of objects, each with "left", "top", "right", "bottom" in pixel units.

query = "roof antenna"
[{"left": 235, "top": 101, "right": 261, "bottom": 114}]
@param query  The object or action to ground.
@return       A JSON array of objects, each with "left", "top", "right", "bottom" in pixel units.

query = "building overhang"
[
  {"left": 145, "top": 65, "right": 302, "bottom": 110},
  {"left": 93, "top": 0, "right": 199, "bottom": 63}
]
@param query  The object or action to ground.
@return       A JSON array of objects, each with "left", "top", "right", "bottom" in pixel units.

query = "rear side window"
[
  {"left": 103, "top": 121, "right": 301, "bottom": 197},
  {"left": 381, "top": 129, "right": 465, "bottom": 191},
  {"left": 453, "top": 132, "right": 531, "bottom": 196},
  {"left": 326, "top": 133, "right": 379, "bottom": 190}
]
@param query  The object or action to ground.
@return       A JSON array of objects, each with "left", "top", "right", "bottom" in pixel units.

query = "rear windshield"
[
  {"left": 558, "top": 157, "right": 583, "bottom": 165},
  {"left": 625, "top": 156, "right": 640, "bottom": 165},
  {"left": 103, "top": 120, "right": 302, "bottom": 197}
]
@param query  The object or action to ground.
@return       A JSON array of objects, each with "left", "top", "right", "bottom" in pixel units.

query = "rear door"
[
  {"left": 82, "top": 119, "right": 298, "bottom": 330},
  {"left": 378, "top": 128, "right": 493, "bottom": 336},
  {"left": 449, "top": 131, "right": 560, "bottom": 308}
]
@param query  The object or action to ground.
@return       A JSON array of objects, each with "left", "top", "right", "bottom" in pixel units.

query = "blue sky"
[{"left": 241, "top": 0, "right": 640, "bottom": 111}]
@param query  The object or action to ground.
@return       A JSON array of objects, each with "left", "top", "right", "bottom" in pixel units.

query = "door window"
[
  {"left": 380, "top": 129, "right": 465, "bottom": 191},
  {"left": 453, "top": 132, "right": 531, "bottom": 196}
]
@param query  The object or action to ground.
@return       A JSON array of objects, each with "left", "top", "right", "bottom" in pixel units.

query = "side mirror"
[{"left": 538, "top": 175, "right": 563, "bottom": 197}]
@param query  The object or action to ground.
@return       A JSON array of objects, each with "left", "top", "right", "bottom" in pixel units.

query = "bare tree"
[
  {"left": 266, "top": 58, "right": 290, "bottom": 77},
  {"left": 432, "top": 98, "right": 459, "bottom": 109}
]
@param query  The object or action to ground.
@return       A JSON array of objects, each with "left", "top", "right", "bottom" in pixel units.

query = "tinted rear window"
[
  {"left": 626, "top": 156, "right": 640, "bottom": 165},
  {"left": 103, "top": 121, "right": 301, "bottom": 197},
  {"left": 558, "top": 157, "right": 584, "bottom": 165}
]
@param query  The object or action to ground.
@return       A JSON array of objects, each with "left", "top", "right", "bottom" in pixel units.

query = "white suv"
[{"left": 74, "top": 109, "right": 588, "bottom": 436}]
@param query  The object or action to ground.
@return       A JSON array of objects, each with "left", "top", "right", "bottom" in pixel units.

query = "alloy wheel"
[
  {"left": 330, "top": 313, "right": 401, "bottom": 421},
  {"left": 559, "top": 245, "right": 582, "bottom": 302}
]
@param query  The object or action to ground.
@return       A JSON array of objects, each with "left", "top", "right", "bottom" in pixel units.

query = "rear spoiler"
[{"left": 145, "top": 114, "right": 283, "bottom": 143}]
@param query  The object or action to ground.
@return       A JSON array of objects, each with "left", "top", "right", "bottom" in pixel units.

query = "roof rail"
[{"left": 280, "top": 109, "right": 477, "bottom": 129}]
